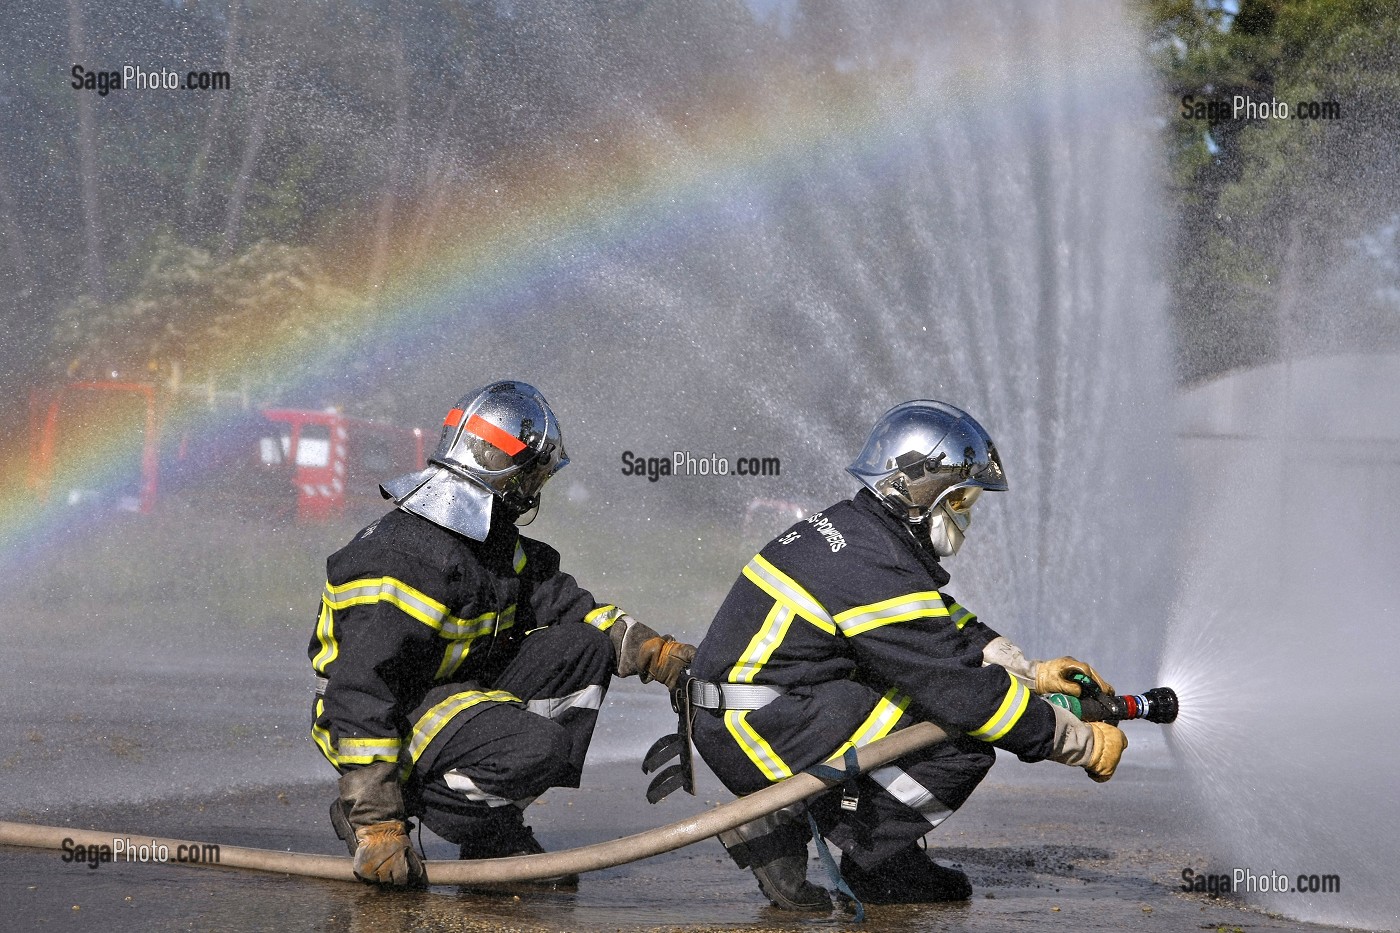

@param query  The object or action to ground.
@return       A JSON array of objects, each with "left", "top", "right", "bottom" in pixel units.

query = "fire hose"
[
  {"left": 0, "top": 681, "right": 1177, "bottom": 886},
  {"left": 0, "top": 721, "right": 951, "bottom": 885}
]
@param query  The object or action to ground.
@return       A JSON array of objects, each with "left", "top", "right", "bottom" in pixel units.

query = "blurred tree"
[
  {"left": 50, "top": 237, "right": 361, "bottom": 397},
  {"left": 1141, "top": 0, "right": 1400, "bottom": 381},
  {"left": 64, "top": 0, "right": 108, "bottom": 301}
]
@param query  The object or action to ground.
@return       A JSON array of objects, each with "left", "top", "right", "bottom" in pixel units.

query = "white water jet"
[{"left": 446, "top": 1, "right": 1178, "bottom": 686}]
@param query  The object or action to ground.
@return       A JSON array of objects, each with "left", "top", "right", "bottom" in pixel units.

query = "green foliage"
[
  {"left": 51, "top": 236, "right": 362, "bottom": 394},
  {"left": 1140, "top": 0, "right": 1400, "bottom": 381}
]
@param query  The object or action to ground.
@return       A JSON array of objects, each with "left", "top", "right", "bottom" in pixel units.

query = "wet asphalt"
[{"left": 0, "top": 621, "right": 1364, "bottom": 932}]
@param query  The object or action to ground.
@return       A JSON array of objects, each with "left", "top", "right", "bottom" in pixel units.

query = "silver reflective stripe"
[
  {"left": 869, "top": 765, "right": 953, "bottom": 828},
  {"left": 436, "top": 638, "right": 474, "bottom": 680},
  {"left": 325, "top": 577, "right": 447, "bottom": 629},
  {"left": 947, "top": 601, "right": 976, "bottom": 629},
  {"left": 313, "top": 676, "right": 329, "bottom": 695},
  {"left": 847, "top": 692, "right": 909, "bottom": 747},
  {"left": 407, "top": 689, "right": 518, "bottom": 764},
  {"left": 513, "top": 541, "right": 527, "bottom": 574},
  {"left": 526, "top": 684, "right": 604, "bottom": 721},
  {"left": 835, "top": 593, "right": 948, "bottom": 637},
  {"left": 336, "top": 736, "right": 403, "bottom": 764},
  {"left": 436, "top": 606, "right": 517, "bottom": 680},
  {"left": 584, "top": 605, "right": 625, "bottom": 631},
  {"left": 969, "top": 677, "right": 1031, "bottom": 741},
  {"left": 440, "top": 612, "right": 498, "bottom": 639},
  {"left": 442, "top": 769, "right": 516, "bottom": 807},
  {"left": 742, "top": 556, "right": 835, "bottom": 631},
  {"left": 729, "top": 604, "right": 793, "bottom": 683},
  {"left": 724, "top": 709, "right": 792, "bottom": 781}
]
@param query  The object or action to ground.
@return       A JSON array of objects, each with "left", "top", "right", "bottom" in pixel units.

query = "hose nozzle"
[
  {"left": 1103, "top": 686, "right": 1181, "bottom": 722},
  {"left": 1060, "top": 674, "right": 1179, "bottom": 725}
]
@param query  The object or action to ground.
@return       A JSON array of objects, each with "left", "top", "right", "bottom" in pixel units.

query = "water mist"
[{"left": 1164, "top": 354, "right": 1400, "bottom": 930}]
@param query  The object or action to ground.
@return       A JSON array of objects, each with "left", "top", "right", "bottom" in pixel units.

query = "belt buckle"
[{"left": 685, "top": 677, "right": 725, "bottom": 713}]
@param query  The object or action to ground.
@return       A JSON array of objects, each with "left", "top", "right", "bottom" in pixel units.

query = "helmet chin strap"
[{"left": 501, "top": 489, "right": 542, "bottom": 526}]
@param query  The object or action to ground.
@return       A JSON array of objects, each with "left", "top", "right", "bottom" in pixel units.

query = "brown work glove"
[
  {"left": 1034, "top": 656, "right": 1115, "bottom": 697},
  {"left": 353, "top": 820, "right": 427, "bottom": 886},
  {"left": 611, "top": 614, "right": 694, "bottom": 689},
  {"left": 338, "top": 762, "right": 427, "bottom": 888},
  {"left": 637, "top": 636, "right": 696, "bottom": 691},
  {"left": 1084, "top": 721, "right": 1127, "bottom": 783}
]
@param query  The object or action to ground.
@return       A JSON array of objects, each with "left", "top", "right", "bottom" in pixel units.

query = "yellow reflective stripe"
[
  {"left": 440, "top": 609, "right": 498, "bottom": 639},
  {"left": 311, "top": 698, "right": 338, "bottom": 766},
  {"left": 513, "top": 541, "right": 527, "bottom": 574},
  {"left": 831, "top": 688, "right": 911, "bottom": 757},
  {"left": 324, "top": 576, "right": 465, "bottom": 633},
  {"left": 584, "top": 605, "right": 624, "bottom": 631},
  {"left": 310, "top": 700, "right": 402, "bottom": 767},
  {"left": 435, "top": 605, "right": 515, "bottom": 681},
  {"left": 724, "top": 710, "right": 792, "bottom": 781},
  {"left": 407, "top": 689, "right": 519, "bottom": 764},
  {"left": 947, "top": 600, "right": 976, "bottom": 630},
  {"left": 834, "top": 591, "right": 949, "bottom": 637},
  {"left": 496, "top": 604, "right": 517, "bottom": 637},
  {"left": 311, "top": 597, "right": 338, "bottom": 674},
  {"left": 742, "top": 555, "right": 836, "bottom": 634},
  {"left": 970, "top": 676, "right": 1031, "bottom": 741},
  {"left": 727, "top": 603, "right": 793, "bottom": 684},
  {"left": 336, "top": 736, "right": 402, "bottom": 765}
]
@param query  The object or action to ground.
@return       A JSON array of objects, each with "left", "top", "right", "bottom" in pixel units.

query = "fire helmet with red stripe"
[{"left": 380, "top": 380, "right": 568, "bottom": 540}]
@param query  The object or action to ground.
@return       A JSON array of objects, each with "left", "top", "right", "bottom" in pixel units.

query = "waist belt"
[{"left": 687, "top": 680, "right": 783, "bottom": 711}]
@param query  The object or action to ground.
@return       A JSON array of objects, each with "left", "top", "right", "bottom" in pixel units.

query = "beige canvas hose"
[{"left": 0, "top": 721, "right": 948, "bottom": 884}]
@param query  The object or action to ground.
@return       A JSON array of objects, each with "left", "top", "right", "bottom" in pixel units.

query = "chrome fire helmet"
[
  {"left": 846, "top": 400, "right": 1008, "bottom": 556},
  {"left": 381, "top": 380, "right": 568, "bottom": 541}
]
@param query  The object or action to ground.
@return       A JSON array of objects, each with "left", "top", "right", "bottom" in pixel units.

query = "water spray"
[{"left": 1046, "top": 672, "right": 1179, "bottom": 725}]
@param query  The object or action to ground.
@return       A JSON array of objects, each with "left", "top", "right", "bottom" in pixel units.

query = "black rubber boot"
[
  {"left": 751, "top": 850, "right": 833, "bottom": 911},
  {"left": 719, "top": 815, "right": 832, "bottom": 911},
  {"left": 456, "top": 808, "right": 578, "bottom": 888},
  {"left": 840, "top": 843, "right": 972, "bottom": 904}
]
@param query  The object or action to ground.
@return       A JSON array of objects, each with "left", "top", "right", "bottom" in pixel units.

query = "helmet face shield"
[{"left": 940, "top": 485, "right": 981, "bottom": 532}]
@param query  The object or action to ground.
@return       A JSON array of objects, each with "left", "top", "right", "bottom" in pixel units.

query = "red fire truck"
[
  {"left": 27, "top": 380, "right": 427, "bottom": 523},
  {"left": 261, "top": 407, "right": 428, "bottom": 522}
]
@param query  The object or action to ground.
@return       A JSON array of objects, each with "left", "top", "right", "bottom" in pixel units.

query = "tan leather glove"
[
  {"left": 612, "top": 613, "right": 695, "bottom": 689},
  {"left": 352, "top": 820, "right": 427, "bottom": 886},
  {"left": 338, "top": 762, "right": 426, "bottom": 888},
  {"left": 637, "top": 636, "right": 696, "bottom": 690},
  {"left": 1034, "top": 656, "right": 1114, "bottom": 696},
  {"left": 1084, "top": 721, "right": 1127, "bottom": 783}
]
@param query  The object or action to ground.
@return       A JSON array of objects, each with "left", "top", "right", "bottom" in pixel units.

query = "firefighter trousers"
[
  {"left": 690, "top": 677, "right": 994, "bottom": 871},
  {"left": 403, "top": 622, "right": 614, "bottom": 845}
]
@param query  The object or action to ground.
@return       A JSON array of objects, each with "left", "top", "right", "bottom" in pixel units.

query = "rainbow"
[{"left": 2, "top": 45, "right": 1135, "bottom": 561}]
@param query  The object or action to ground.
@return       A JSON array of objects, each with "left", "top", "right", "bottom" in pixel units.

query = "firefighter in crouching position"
[
  {"left": 688, "top": 400, "right": 1126, "bottom": 909},
  {"left": 309, "top": 380, "right": 694, "bottom": 887}
]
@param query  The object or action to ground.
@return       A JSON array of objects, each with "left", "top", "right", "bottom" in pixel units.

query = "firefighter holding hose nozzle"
[
  {"left": 687, "top": 401, "right": 1126, "bottom": 909},
  {"left": 308, "top": 380, "right": 693, "bottom": 887}
]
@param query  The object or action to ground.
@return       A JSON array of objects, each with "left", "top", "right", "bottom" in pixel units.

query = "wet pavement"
[
  {"left": 0, "top": 580, "right": 1376, "bottom": 932},
  {"left": 1, "top": 662, "right": 1368, "bottom": 931}
]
